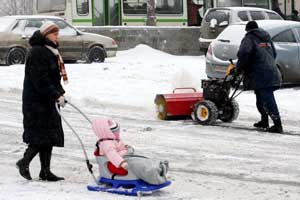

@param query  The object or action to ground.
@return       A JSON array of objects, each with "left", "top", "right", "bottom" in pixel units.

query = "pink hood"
[
  {"left": 92, "top": 118, "right": 120, "bottom": 140},
  {"left": 92, "top": 118, "right": 127, "bottom": 168}
]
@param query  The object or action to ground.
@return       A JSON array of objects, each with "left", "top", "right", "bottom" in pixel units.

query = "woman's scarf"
[{"left": 45, "top": 45, "right": 69, "bottom": 85}]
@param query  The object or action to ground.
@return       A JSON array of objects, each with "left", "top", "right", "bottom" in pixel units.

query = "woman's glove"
[{"left": 56, "top": 96, "right": 66, "bottom": 107}]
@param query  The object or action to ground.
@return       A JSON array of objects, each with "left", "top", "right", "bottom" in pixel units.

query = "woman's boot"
[
  {"left": 16, "top": 145, "right": 39, "bottom": 180},
  {"left": 39, "top": 147, "right": 64, "bottom": 181}
]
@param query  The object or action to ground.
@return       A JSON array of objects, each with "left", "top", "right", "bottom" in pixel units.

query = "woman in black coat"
[{"left": 16, "top": 21, "right": 68, "bottom": 181}]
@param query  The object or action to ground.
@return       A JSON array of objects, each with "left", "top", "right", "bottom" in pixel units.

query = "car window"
[
  {"left": 205, "top": 9, "right": 229, "bottom": 24},
  {"left": 272, "top": 29, "right": 296, "bottom": 43},
  {"left": 294, "top": 28, "right": 300, "bottom": 42},
  {"left": 250, "top": 11, "right": 265, "bottom": 20},
  {"left": 49, "top": 19, "right": 77, "bottom": 36},
  {"left": 238, "top": 11, "right": 249, "bottom": 21},
  {"left": 24, "top": 19, "right": 44, "bottom": 35},
  {"left": 11, "top": 20, "right": 26, "bottom": 34},
  {"left": 266, "top": 12, "right": 282, "bottom": 20}
]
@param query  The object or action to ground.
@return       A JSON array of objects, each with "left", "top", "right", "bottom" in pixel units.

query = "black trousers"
[{"left": 255, "top": 87, "right": 280, "bottom": 121}]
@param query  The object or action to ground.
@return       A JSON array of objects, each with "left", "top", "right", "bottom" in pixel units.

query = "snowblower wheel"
[
  {"left": 154, "top": 95, "right": 168, "bottom": 120},
  {"left": 219, "top": 99, "right": 239, "bottom": 123},
  {"left": 194, "top": 100, "right": 218, "bottom": 125}
]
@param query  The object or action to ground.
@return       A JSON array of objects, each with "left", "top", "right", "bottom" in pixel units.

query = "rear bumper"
[
  {"left": 105, "top": 47, "right": 117, "bottom": 57},
  {"left": 205, "top": 60, "right": 227, "bottom": 79}
]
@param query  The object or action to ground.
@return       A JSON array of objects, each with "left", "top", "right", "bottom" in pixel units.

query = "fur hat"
[
  {"left": 40, "top": 21, "right": 59, "bottom": 36},
  {"left": 245, "top": 21, "right": 258, "bottom": 32}
]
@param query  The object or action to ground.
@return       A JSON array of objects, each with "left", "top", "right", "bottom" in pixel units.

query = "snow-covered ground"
[{"left": 1, "top": 44, "right": 300, "bottom": 200}]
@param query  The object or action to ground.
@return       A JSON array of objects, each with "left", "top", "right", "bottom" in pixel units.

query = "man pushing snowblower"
[{"left": 231, "top": 21, "right": 283, "bottom": 133}]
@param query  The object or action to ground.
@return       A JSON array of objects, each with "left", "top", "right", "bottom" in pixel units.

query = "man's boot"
[
  {"left": 39, "top": 148, "right": 64, "bottom": 181},
  {"left": 16, "top": 146, "right": 39, "bottom": 180},
  {"left": 268, "top": 118, "right": 283, "bottom": 133},
  {"left": 254, "top": 115, "right": 269, "bottom": 129}
]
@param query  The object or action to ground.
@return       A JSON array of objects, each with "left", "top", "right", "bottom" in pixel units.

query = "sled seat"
[{"left": 107, "top": 162, "right": 128, "bottom": 176}]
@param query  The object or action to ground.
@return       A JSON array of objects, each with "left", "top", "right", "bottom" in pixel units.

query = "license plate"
[{"left": 214, "top": 65, "right": 227, "bottom": 72}]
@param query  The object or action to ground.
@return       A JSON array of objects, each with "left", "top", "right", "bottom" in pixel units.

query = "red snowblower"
[{"left": 154, "top": 60, "right": 242, "bottom": 125}]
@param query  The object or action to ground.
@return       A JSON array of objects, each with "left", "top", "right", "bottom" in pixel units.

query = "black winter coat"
[
  {"left": 22, "top": 31, "right": 65, "bottom": 147},
  {"left": 236, "top": 28, "right": 281, "bottom": 91}
]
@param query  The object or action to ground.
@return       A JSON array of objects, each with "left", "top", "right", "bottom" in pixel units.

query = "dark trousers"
[{"left": 255, "top": 87, "right": 280, "bottom": 121}]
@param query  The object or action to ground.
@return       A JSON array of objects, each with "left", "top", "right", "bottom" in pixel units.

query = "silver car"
[
  {"left": 206, "top": 20, "right": 300, "bottom": 84},
  {"left": 0, "top": 15, "right": 118, "bottom": 65},
  {"left": 199, "top": 7, "right": 283, "bottom": 53}
]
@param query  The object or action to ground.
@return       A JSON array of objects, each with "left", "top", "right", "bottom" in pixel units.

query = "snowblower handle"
[{"left": 173, "top": 87, "right": 197, "bottom": 93}]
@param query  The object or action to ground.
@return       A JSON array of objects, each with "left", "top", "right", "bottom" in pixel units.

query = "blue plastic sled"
[{"left": 87, "top": 177, "right": 171, "bottom": 196}]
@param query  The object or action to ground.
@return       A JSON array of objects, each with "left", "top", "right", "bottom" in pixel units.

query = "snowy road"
[
  {"left": 1, "top": 88, "right": 300, "bottom": 200},
  {"left": 1, "top": 45, "right": 300, "bottom": 199}
]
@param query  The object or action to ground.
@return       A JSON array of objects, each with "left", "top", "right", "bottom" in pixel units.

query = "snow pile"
[{"left": 0, "top": 44, "right": 205, "bottom": 110}]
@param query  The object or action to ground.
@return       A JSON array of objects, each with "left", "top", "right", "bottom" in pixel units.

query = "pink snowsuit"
[{"left": 92, "top": 118, "right": 128, "bottom": 168}]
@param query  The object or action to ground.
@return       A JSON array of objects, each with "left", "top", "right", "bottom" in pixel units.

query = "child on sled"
[{"left": 92, "top": 118, "right": 169, "bottom": 185}]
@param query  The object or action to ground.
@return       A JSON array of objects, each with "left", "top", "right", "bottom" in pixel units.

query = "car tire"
[
  {"left": 6, "top": 47, "right": 26, "bottom": 65},
  {"left": 194, "top": 100, "right": 218, "bottom": 125},
  {"left": 87, "top": 46, "right": 105, "bottom": 63}
]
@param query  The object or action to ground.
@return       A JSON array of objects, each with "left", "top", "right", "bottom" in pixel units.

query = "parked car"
[
  {"left": 199, "top": 7, "right": 283, "bottom": 53},
  {"left": 0, "top": 15, "right": 118, "bottom": 65},
  {"left": 206, "top": 20, "right": 300, "bottom": 84}
]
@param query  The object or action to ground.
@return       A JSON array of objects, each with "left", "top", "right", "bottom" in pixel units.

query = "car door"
[
  {"left": 8, "top": 19, "right": 28, "bottom": 48},
  {"left": 49, "top": 19, "right": 83, "bottom": 62},
  {"left": 272, "top": 28, "right": 300, "bottom": 83}
]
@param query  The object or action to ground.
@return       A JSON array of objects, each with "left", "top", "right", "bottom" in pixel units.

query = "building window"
[
  {"left": 77, "top": 0, "right": 89, "bottom": 15},
  {"left": 156, "top": 0, "right": 183, "bottom": 15},
  {"left": 37, "top": 0, "right": 66, "bottom": 13},
  {"left": 123, "top": 0, "right": 147, "bottom": 14}
]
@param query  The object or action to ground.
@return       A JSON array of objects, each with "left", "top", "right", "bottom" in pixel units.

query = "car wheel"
[
  {"left": 194, "top": 100, "right": 218, "bottom": 125},
  {"left": 6, "top": 47, "right": 26, "bottom": 65},
  {"left": 87, "top": 46, "right": 105, "bottom": 63}
]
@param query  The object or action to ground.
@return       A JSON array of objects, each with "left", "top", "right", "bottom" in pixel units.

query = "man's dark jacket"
[
  {"left": 22, "top": 31, "right": 65, "bottom": 147},
  {"left": 236, "top": 28, "right": 281, "bottom": 91}
]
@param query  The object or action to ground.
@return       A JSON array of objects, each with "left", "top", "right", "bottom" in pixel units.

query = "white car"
[{"left": 199, "top": 7, "right": 283, "bottom": 53}]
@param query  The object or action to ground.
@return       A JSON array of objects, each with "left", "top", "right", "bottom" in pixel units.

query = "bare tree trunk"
[
  {"left": 271, "top": 0, "right": 286, "bottom": 19},
  {"left": 146, "top": 0, "right": 156, "bottom": 26}
]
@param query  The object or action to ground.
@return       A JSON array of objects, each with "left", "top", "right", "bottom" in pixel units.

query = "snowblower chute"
[{"left": 154, "top": 87, "right": 203, "bottom": 120}]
